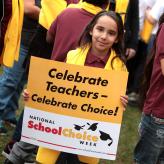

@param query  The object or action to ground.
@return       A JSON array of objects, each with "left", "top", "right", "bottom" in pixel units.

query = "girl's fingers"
[
  {"left": 120, "top": 95, "right": 129, "bottom": 110},
  {"left": 22, "top": 89, "right": 30, "bottom": 101}
]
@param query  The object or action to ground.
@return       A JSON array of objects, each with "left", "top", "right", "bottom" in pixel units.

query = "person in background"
[
  {"left": 1, "top": 0, "right": 41, "bottom": 163},
  {"left": 124, "top": 0, "right": 140, "bottom": 105},
  {"left": 24, "top": 10, "right": 128, "bottom": 164},
  {"left": 146, "top": 0, "right": 164, "bottom": 54},
  {"left": 124, "top": 0, "right": 139, "bottom": 61},
  {"left": 0, "top": 0, "right": 24, "bottom": 67},
  {"left": 0, "top": 0, "right": 24, "bottom": 135},
  {"left": 26, "top": 0, "right": 79, "bottom": 61},
  {"left": 134, "top": 12, "right": 164, "bottom": 163},
  {"left": 127, "top": 0, "right": 164, "bottom": 106},
  {"left": 0, "top": 0, "right": 4, "bottom": 25},
  {"left": 108, "top": 0, "right": 139, "bottom": 105},
  {"left": 127, "top": 0, "right": 163, "bottom": 106},
  {"left": 0, "top": 0, "right": 12, "bottom": 64}
]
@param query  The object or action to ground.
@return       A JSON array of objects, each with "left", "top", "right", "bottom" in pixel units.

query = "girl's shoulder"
[
  {"left": 110, "top": 50, "right": 127, "bottom": 71},
  {"left": 113, "top": 57, "right": 127, "bottom": 71},
  {"left": 66, "top": 48, "right": 82, "bottom": 64},
  {"left": 67, "top": 48, "right": 80, "bottom": 58}
]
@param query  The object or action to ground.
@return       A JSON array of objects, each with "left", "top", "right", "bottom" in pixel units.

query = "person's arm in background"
[
  {"left": 124, "top": 0, "right": 139, "bottom": 60},
  {"left": 145, "top": 0, "right": 164, "bottom": 25},
  {"left": 161, "top": 59, "right": 164, "bottom": 75},
  {"left": 158, "top": 23, "right": 164, "bottom": 76},
  {"left": 24, "top": 0, "right": 40, "bottom": 20},
  {"left": 46, "top": 16, "right": 58, "bottom": 43},
  {"left": 145, "top": 8, "right": 156, "bottom": 25}
]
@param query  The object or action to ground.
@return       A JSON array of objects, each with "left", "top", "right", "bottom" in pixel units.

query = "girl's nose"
[{"left": 101, "top": 32, "right": 107, "bottom": 39}]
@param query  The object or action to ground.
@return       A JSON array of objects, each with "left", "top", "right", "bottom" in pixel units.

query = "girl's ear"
[{"left": 89, "top": 30, "right": 93, "bottom": 36}]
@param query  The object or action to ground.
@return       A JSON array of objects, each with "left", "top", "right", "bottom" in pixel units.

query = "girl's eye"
[
  {"left": 108, "top": 31, "right": 116, "bottom": 36},
  {"left": 97, "top": 27, "right": 104, "bottom": 32}
]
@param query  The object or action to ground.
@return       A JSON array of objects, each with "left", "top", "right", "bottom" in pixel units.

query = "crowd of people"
[{"left": 0, "top": 0, "right": 164, "bottom": 163}]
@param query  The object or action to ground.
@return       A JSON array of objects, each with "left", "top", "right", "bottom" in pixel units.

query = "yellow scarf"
[
  {"left": 39, "top": 0, "right": 67, "bottom": 30},
  {"left": 0, "top": 0, "right": 24, "bottom": 67},
  {"left": 69, "top": 1, "right": 129, "bottom": 23},
  {"left": 66, "top": 46, "right": 127, "bottom": 71},
  {"left": 115, "top": 0, "right": 129, "bottom": 23},
  {"left": 68, "top": 1, "right": 103, "bottom": 15}
]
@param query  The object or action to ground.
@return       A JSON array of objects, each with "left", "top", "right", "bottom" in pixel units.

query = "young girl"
[
  {"left": 24, "top": 11, "right": 128, "bottom": 164},
  {"left": 134, "top": 12, "right": 164, "bottom": 163}
]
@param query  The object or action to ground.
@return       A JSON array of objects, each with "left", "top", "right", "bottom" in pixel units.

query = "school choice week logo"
[{"left": 27, "top": 119, "right": 113, "bottom": 147}]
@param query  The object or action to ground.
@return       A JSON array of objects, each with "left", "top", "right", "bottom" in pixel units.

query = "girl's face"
[{"left": 90, "top": 15, "right": 118, "bottom": 56}]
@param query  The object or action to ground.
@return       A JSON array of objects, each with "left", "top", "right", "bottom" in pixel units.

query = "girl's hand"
[
  {"left": 120, "top": 95, "right": 128, "bottom": 111},
  {"left": 22, "top": 89, "right": 30, "bottom": 101}
]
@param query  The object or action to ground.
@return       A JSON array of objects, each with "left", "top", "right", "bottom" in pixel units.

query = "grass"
[{"left": 100, "top": 106, "right": 141, "bottom": 164}]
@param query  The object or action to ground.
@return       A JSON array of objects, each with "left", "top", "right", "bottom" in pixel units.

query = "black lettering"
[
  {"left": 58, "top": 86, "right": 66, "bottom": 94},
  {"left": 37, "top": 97, "right": 42, "bottom": 103},
  {"left": 80, "top": 90, "right": 87, "bottom": 97},
  {"left": 66, "top": 88, "right": 72, "bottom": 95},
  {"left": 74, "top": 72, "right": 82, "bottom": 82},
  {"left": 103, "top": 109, "right": 108, "bottom": 114},
  {"left": 81, "top": 104, "right": 87, "bottom": 111},
  {"left": 87, "top": 92, "right": 93, "bottom": 98},
  {"left": 82, "top": 77, "right": 89, "bottom": 83},
  {"left": 51, "top": 98, "right": 57, "bottom": 106},
  {"left": 45, "top": 99, "right": 51, "bottom": 104},
  {"left": 51, "top": 85, "right": 57, "bottom": 92},
  {"left": 42, "top": 96, "right": 46, "bottom": 103},
  {"left": 63, "top": 70, "right": 68, "bottom": 80},
  {"left": 114, "top": 107, "right": 119, "bottom": 116},
  {"left": 56, "top": 72, "right": 63, "bottom": 79},
  {"left": 101, "top": 80, "right": 108, "bottom": 86},
  {"left": 72, "top": 85, "right": 79, "bottom": 96},
  {"left": 48, "top": 68, "right": 57, "bottom": 78},
  {"left": 97, "top": 77, "right": 102, "bottom": 85},
  {"left": 46, "top": 81, "right": 53, "bottom": 91},
  {"left": 61, "top": 102, "right": 68, "bottom": 108},
  {"left": 92, "top": 92, "right": 99, "bottom": 99},
  {"left": 32, "top": 94, "right": 37, "bottom": 101},
  {"left": 88, "top": 78, "right": 96, "bottom": 85},
  {"left": 94, "top": 108, "right": 100, "bottom": 113},
  {"left": 108, "top": 110, "right": 113, "bottom": 115},
  {"left": 67, "top": 74, "right": 74, "bottom": 81}
]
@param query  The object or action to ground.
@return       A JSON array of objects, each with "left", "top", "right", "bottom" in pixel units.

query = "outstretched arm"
[{"left": 24, "top": 0, "right": 40, "bottom": 20}]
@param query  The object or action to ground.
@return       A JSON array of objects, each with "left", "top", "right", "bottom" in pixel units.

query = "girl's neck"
[{"left": 90, "top": 48, "right": 111, "bottom": 59}]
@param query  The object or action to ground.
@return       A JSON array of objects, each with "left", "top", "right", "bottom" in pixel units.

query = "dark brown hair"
[
  {"left": 82, "top": 0, "right": 109, "bottom": 7},
  {"left": 78, "top": 10, "right": 126, "bottom": 67}
]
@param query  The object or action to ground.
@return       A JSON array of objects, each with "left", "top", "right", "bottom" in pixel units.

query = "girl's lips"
[{"left": 97, "top": 41, "right": 108, "bottom": 46}]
